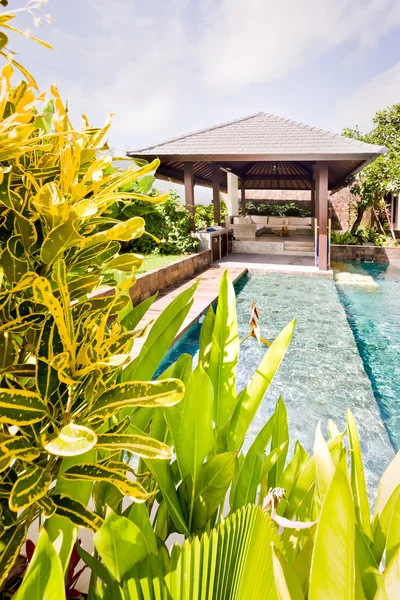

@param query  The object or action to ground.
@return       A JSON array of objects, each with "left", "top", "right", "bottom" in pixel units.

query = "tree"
[{"left": 343, "top": 104, "right": 400, "bottom": 236}]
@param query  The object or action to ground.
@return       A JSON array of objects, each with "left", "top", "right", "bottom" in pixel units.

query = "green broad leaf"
[
  {"left": 143, "top": 457, "right": 189, "bottom": 536},
  {"left": 120, "top": 292, "right": 157, "bottom": 332},
  {"left": 228, "top": 319, "right": 295, "bottom": 452},
  {"left": 52, "top": 494, "right": 104, "bottom": 531},
  {"left": 122, "top": 282, "right": 198, "bottom": 381},
  {"left": 272, "top": 545, "right": 305, "bottom": 600},
  {"left": 0, "top": 522, "right": 29, "bottom": 587},
  {"left": 261, "top": 441, "right": 289, "bottom": 481},
  {"left": 61, "top": 463, "right": 156, "bottom": 503},
  {"left": 106, "top": 253, "right": 144, "bottom": 272},
  {"left": 128, "top": 502, "right": 158, "bottom": 555},
  {"left": 293, "top": 531, "right": 315, "bottom": 597},
  {"left": 76, "top": 544, "right": 116, "bottom": 589},
  {"left": 198, "top": 305, "right": 215, "bottom": 370},
  {"left": 178, "top": 363, "right": 214, "bottom": 482},
  {"left": 374, "top": 450, "right": 400, "bottom": 522},
  {"left": 96, "top": 432, "right": 173, "bottom": 459},
  {"left": 309, "top": 467, "right": 356, "bottom": 600},
  {"left": 372, "top": 484, "right": 400, "bottom": 566},
  {"left": 355, "top": 525, "right": 379, "bottom": 599},
  {"left": 231, "top": 452, "right": 263, "bottom": 512},
  {"left": 247, "top": 411, "right": 276, "bottom": 455},
  {"left": 384, "top": 488, "right": 400, "bottom": 567},
  {"left": 278, "top": 442, "right": 309, "bottom": 513},
  {"left": 9, "top": 465, "right": 52, "bottom": 511},
  {"left": 0, "top": 388, "right": 47, "bottom": 425},
  {"left": 161, "top": 354, "right": 193, "bottom": 476},
  {"left": 208, "top": 271, "right": 239, "bottom": 430},
  {"left": 347, "top": 409, "right": 371, "bottom": 539},
  {"left": 94, "top": 509, "right": 148, "bottom": 582},
  {"left": 374, "top": 544, "right": 400, "bottom": 599},
  {"left": 269, "top": 396, "right": 289, "bottom": 488},
  {"left": 43, "top": 422, "right": 97, "bottom": 457},
  {"left": 191, "top": 452, "right": 237, "bottom": 531},
  {"left": 89, "top": 378, "right": 185, "bottom": 420},
  {"left": 313, "top": 422, "right": 335, "bottom": 508},
  {"left": 13, "top": 529, "right": 66, "bottom": 600}
]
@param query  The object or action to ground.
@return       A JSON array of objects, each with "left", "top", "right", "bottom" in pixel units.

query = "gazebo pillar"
[
  {"left": 212, "top": 164, "right": 221, "bottom": 225},
  {"left": 240, "top": 179, "right": 246, "bottom": 215},
  {"left": 227, "top": 172, "right": 239, "bottom": 217},
  {"left": 315, "top": 162, "right": 329, "bottom": 271},
  {"left": 184, "top": 162, "right": 195, "bottom": 230},
  {"left": 310, "top": 183, "right": 316, "bottom": 218}
]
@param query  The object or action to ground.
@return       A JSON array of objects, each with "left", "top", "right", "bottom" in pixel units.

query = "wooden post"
[
  {"left": 212, "top": 164, "right": 221, "bottom": 225},
  {"left": 184, "top": 162, "right": 195, "bottom": 230},
  {"left": 315, "top": 162, "right": 329, "bottom": 271},
  {"left": 310, "top": 183, "right": 316, "bottom": 218},
  {"left": 240, "top": 179, "right": 246, "bottom": 215}
]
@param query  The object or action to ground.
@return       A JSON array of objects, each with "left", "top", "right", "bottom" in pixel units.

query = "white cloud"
[
  {"left": 199, "top": 0, "right": 400, "bottom": 89},
  {"left": 337, "top": 60, "right": 400, "bottom": 132}
]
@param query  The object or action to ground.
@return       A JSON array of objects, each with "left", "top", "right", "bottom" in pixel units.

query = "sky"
[{"left": 6, "top": 0, "right": 400, "bottom": 199}]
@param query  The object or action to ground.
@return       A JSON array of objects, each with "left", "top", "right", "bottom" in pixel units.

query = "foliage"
[
  {"left": 127, "top": 190, "right": 199, "bottom": 255},
  {"left": 194, "top": 201, "right": 228, "bottom": 230},
  {"left": 330, "top": 231, "right": 360, "bottom": 245},
  {"left": 0, "top": 50, "right": 204, "bottom": 589},
  {"left": 373, "top": 233, "right": 398, "bottom": 247},
  {"left": 344, "top": 104, "right": 400, "bottom": 235},
  {"left": 246, "top": 201, "right": 311, "bottom": 217}
]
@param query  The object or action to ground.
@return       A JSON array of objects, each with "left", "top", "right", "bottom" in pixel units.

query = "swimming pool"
[{"left": 158, "top": 268, "right": 396, "bottom": 493}]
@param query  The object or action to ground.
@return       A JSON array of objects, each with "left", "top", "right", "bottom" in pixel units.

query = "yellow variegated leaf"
[
  {"left": 96, "top": 433, "right": 173, "bottom": 459},
  {"left": 32, "top": 277, "right": 75, "bottom": 359},
  {"left": 0, "top": 388, "right": 47, "bottom": 425},
  {"left": 43, "top": 423, "right": 97, "bottom": 457},
  {"left": 52, "top": 494, "right": 104, "bottom": 531},
  {"left": 105, "top": 253, "right": 144, "bottom": 272},
  {"left": 88, "top": 379, "right": 185, "bottom": 421},
  {"left": 61, "top": 464, "right": 157, "bottom": 503},
  {"left": 104, "top": 217, "right": 145, "bottom": 242},
  {"left": 0, "top": 436, "right": 40, "bottom": 461},
  {"left": 9, "top": 464, "right": 52, "bottom": 511},
  {"left": 0, "top": 522, "right": 29, "bottom": 587},
  {"left": 72, "top": 199, "right": 98, "bottom": 218}
]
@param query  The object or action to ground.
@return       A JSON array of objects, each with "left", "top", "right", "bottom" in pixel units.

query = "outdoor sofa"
[{"left": 228, "top": 216, "right": 312, "bottom": 239}]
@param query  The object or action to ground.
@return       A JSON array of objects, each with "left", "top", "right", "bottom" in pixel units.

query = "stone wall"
[
  {"left": 129, "top": 251, "right": 212, "bottom": 305},
  {"left": 329, "top": 188, "right": 352, "bottom": 231},
  {"left": 331, "top": 244, "right": 400, "bottom": 263}
]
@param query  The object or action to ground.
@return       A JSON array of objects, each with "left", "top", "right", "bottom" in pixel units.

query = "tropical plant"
[
  {"left": 330, "top": 231, "right": 360, "bottom": 245},
  {"left": 0, "top": 53, "right": 206, "bottom": 590},
  {"left": 194, "top": 201, "right": 228, "bottom": 230},
  {"left": 344, "top": 104, "right": 400, "bottom": 237}
]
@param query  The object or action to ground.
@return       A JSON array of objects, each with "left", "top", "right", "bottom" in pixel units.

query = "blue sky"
[{"left": 8, "top": 0, "right": 400, "bottom": 157}]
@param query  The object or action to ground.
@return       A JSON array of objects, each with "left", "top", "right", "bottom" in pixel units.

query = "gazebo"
[{"left": 128, "top": 112, "right": 385, "bottom": 271}]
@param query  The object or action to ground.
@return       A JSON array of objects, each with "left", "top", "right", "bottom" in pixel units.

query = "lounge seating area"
[{"left": 226, "top": 215, "right": 313, "bottom": 239}]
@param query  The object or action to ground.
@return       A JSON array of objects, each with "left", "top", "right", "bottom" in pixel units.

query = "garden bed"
[{"left": 331, "top": 243, "right": 400, "bottom": 263}]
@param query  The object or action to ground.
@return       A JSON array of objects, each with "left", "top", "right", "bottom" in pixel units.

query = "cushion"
[
  {"left": 289, "top": 217, "right": 312, "bottom": 226},
  {"left": 233, "top": 216, "right": 252, "bottom": 225},
  {"left": 250, "top": 216, "right": 269, "bottom": 224},
  {"left": 268, "top": 217, "right": 286, "bottom": 226}
]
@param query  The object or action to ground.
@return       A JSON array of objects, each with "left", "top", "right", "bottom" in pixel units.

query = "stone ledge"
[
  {"left": 129, "top": 250, "right": 212, "bottom": 305},
  {"left": 331, "top": 244, "right": 400, "bottom": 263}
]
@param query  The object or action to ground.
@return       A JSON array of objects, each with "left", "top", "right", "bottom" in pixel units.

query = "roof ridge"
[{"left": 129, "top": 112, "right": 263, "bottom": 154}]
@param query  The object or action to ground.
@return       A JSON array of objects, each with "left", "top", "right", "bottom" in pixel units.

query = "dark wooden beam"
[
  {"left": 244, "top": 174, "right": 312, "bottom": 181},
  {"left": 184, "top": 163, "right": 195, "bottom": 230},
  {"left": 212, "top": 164, "right": 221, "bottom": 225}
]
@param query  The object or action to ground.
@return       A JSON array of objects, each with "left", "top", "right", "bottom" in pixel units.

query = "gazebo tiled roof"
[{"left": 130, "top": 112, "right": 384, "bottom": 158}]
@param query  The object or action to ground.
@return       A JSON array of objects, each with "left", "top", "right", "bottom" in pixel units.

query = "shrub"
[
  {"left": 246, "top": 201, "right": 311, "bottom": 217},
  {"left": 130, "top": 190, "right": 199, "bottom": 254},
  {"left": 331, "top": 230, "right": 360, "bottom": 245},
  {"left": 194, "top": 201, "right": 228, "bottom": 230}
]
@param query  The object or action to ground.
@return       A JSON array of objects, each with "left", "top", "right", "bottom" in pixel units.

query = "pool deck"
[
  {"left": 131, "top": 265, "right": 247, "bottom": 358},
  {"left": 216, "top": 253, "right": 333, "bottom": 277}
]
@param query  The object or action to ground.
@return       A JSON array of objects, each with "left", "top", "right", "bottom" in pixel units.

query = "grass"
[{"left": 136, "top": 254, "right": 186, "bottom": 274}]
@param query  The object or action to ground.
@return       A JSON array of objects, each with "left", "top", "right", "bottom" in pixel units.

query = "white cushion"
[
  {"left": 268, "top": 217, "right": 286, "bottom": 226},
  {"left": 250, "top": 216, "right": 269, "bottom": 224},
  {"left": 289, "top": 217, "right": 311, "bottom": 226},
  {"left": 255, "top": 224, "right": 265, "bottom": 231},
  {"left": 233, "top": 216, "right": 252, "bottom": 225}
]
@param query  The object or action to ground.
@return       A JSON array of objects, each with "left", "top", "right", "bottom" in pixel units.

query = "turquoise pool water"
[
  {"left": 158, "top": 269, "right": 396, "bottom": 493},
  {"left": 335, "top": 261, "right": 400, "bottom": 452}
]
